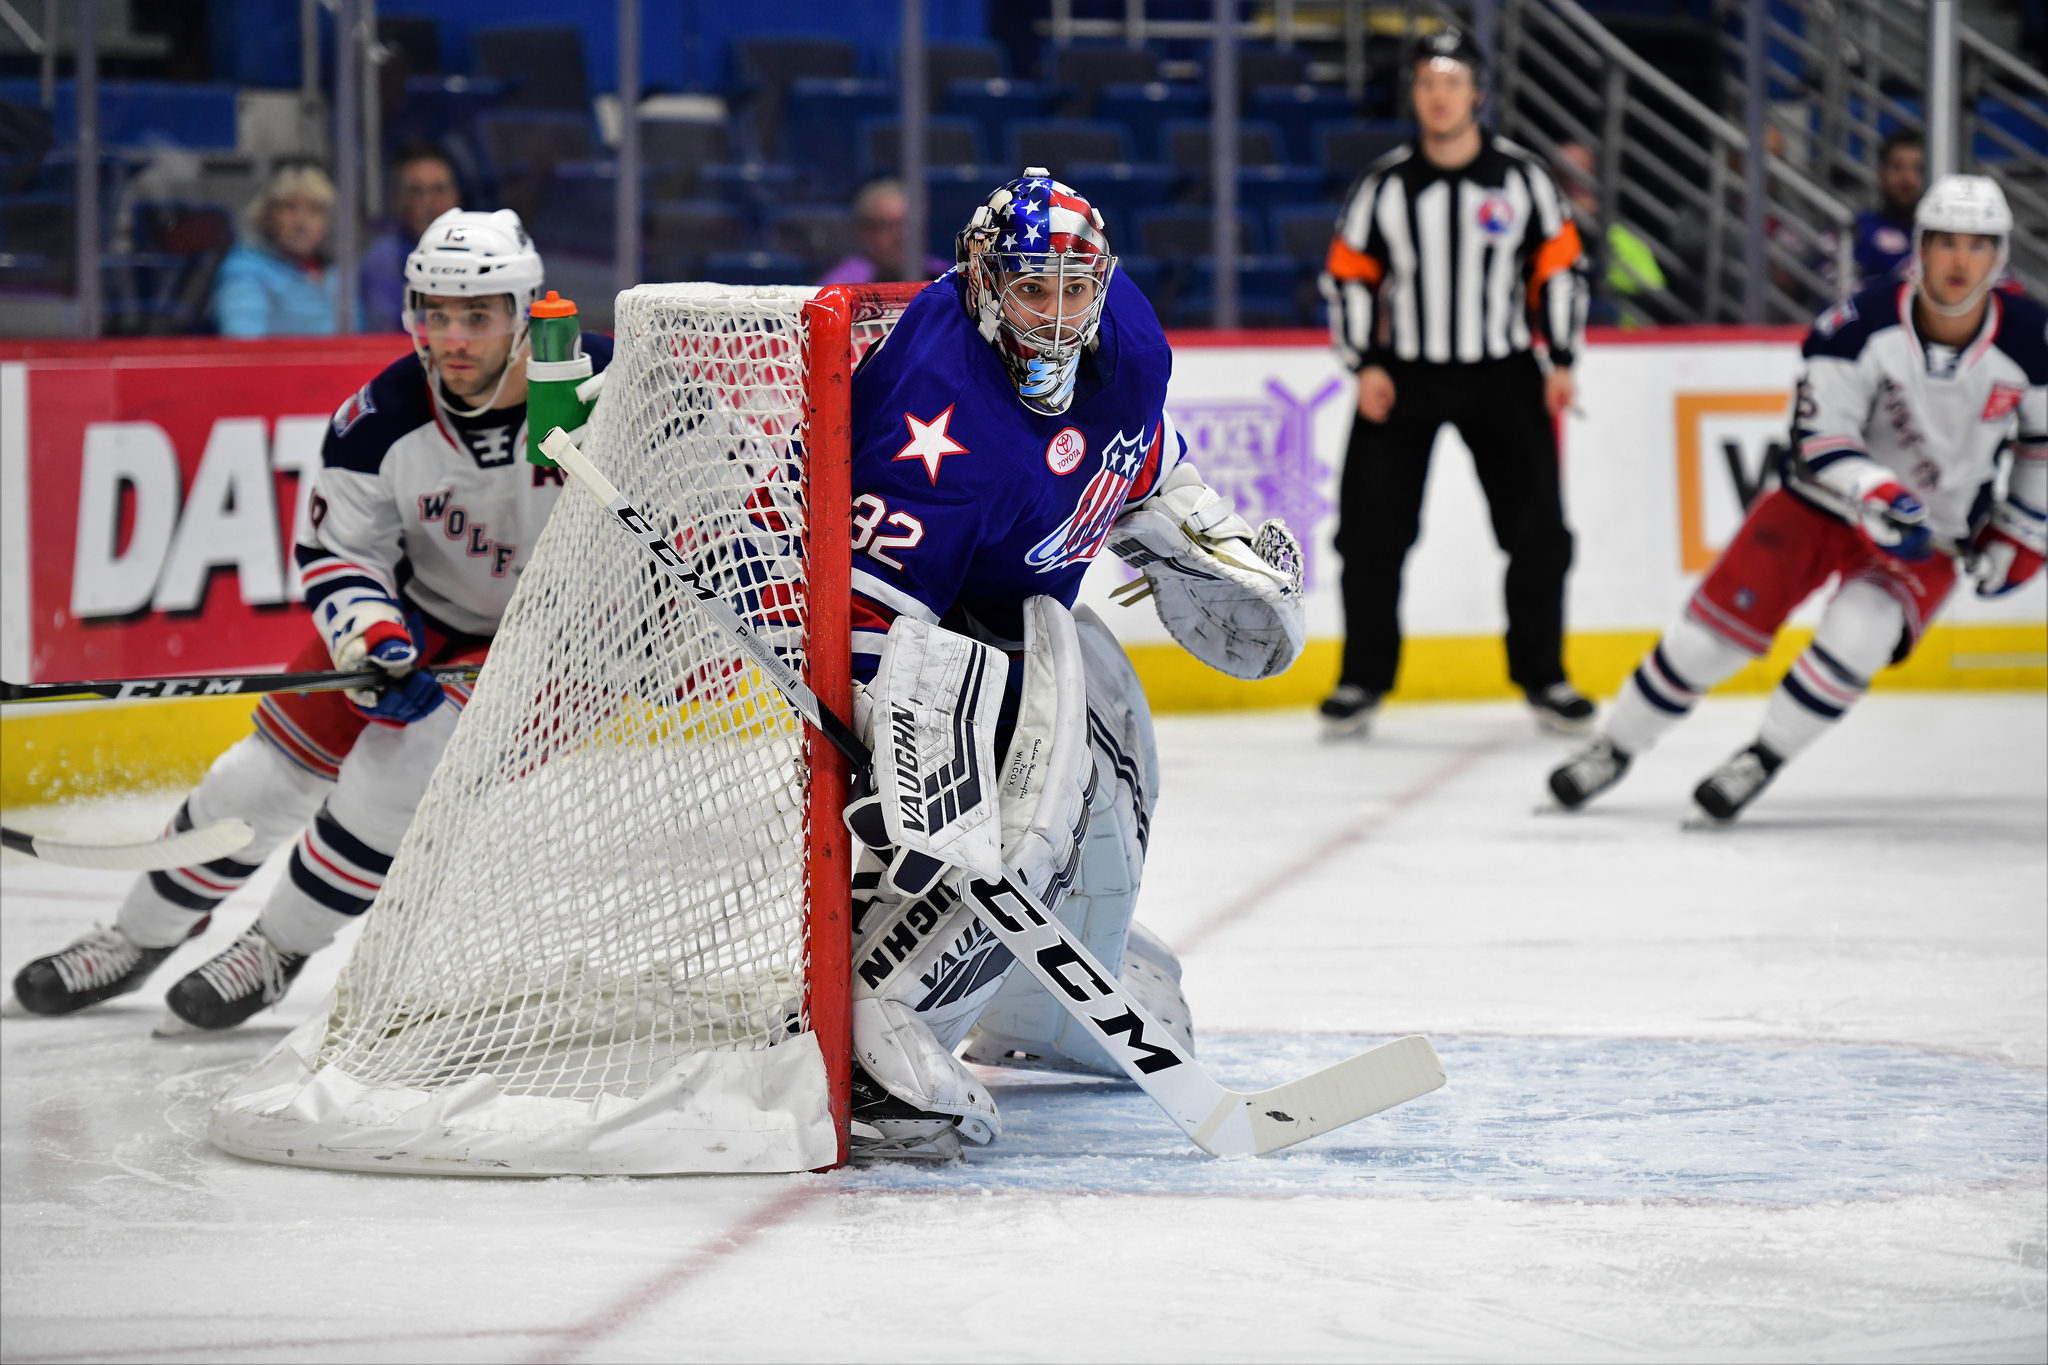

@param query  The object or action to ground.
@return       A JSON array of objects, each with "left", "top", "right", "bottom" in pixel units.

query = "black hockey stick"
[
  {"left": 540, "top": 426, "right": 1445, "bottom": 1157},
  {"left": 0, "top": 663, "right": 482, "bottom": 705}
]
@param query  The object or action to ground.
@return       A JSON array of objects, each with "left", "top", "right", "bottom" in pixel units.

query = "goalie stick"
[
  {"left": 539, "top": 426, "right": 1445, "bottom": 1157},
  {"left": 0, "top": 818, "right": 255, "bottom": 871},
  {"left": 1, "top": 663, "right": 483, "bottom": 705}
]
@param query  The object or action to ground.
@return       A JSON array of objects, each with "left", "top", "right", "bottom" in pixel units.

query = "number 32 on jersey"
[{"left": 851, "top": 494, "right": 924, "bottom": 569}]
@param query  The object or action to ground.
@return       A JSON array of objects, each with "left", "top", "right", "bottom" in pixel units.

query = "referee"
[{"left": 1317, "top": 29, "right": 1595, "bottom": 736}]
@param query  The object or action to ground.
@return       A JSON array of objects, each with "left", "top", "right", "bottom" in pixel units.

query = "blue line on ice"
[{"left": 842, "top": 1034, "right": 2048, "bottom": 1202}]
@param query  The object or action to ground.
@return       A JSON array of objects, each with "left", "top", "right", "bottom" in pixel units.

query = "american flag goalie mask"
[{"left": 956, "top": 168, "right": 1118, "bottom": 417}]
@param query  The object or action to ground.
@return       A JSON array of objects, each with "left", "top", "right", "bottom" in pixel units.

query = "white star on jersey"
[{"left": 892, "top": 405, "right": 969, "bottom": 485}]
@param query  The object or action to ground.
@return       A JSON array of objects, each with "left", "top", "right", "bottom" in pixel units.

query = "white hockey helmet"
[
  {"left": 403, "top": 208, "right": 545, "bottom": 415},
  {"left": 402, "top": 207, "right": 545, "bottom": 330},
  {"left": 1912, "top": 174, "right": 2011, "bottom": 316}
]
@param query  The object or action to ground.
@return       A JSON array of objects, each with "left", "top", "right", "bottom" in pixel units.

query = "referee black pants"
[{"left": 1332, "top": 353, "right": 1574, "bottom": 696}]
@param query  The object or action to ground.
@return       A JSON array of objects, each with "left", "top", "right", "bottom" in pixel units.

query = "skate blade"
[
  {"left": 1318, "top": 718, "right": 1373, "bottom": 742},
  {"left": 1532, "top": 712, "right": 1597, "bottom": 738},
  {"left": 150, "top": 1010, "right": 204, "bottom": 1039},
  {"left": 1681, "top": 812, "right": 1738, "bottom": 832}
]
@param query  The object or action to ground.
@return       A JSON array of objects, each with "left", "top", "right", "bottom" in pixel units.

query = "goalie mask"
[
  {"left": 403, "top": 207, "right": 546, "bottom": 416},
  {"left": 1911, "top": 174, "right": 2011, "bottom": 318},
  {"left": 957, "top": 169, "right": 1117, "bottom": 417}
]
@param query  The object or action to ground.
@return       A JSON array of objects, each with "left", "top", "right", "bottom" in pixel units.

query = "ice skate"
[
  {"left": 1691, "top": 742, "right": 1785, "bottom": 824},
  {"left": 847, "top": 1071, "right": 966, "bottom": 1163},
  {"left": 1548, "top": 736, "right": 1630, "bottom": 810},
  {"left": 161, "top": 925, "right": 308, "bottom": 1032},
  {"left": 1528, "top": 682, "right": 1597, "bottom": 735},
  {"left": 1319, "top": 683, "right": 1382, "bottom": 738},
  {"left": 11, "top": 918, "right": 209, "bottom": 1016}
]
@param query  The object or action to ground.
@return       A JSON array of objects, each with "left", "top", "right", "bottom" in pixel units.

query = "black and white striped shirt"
[{"left": 1320, "top": 137, "right": 1587, "bottom": 370}]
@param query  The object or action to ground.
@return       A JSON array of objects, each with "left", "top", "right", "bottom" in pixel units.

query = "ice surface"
[{"left": 3, "top": 694, "right": 2043, "bottom": 1362}]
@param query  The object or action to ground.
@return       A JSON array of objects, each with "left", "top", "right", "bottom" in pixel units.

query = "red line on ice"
[
  {"left": 1174, "top": 720, "right": 1524, "bottom": 956},
  {"left": 523, "top": 1182, "right": 827, "bottom": 1364}
]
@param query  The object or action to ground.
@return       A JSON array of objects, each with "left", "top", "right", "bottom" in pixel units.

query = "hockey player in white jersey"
[
  {"left": 1549, "top": 176, "right": 2044, "bottom": 822},
  {"left": 12, "top": 209, "right": 612, "bottom": 1029}
]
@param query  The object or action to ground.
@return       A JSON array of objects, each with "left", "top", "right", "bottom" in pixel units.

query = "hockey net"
[{"left": 210, "top": 282, "right": 925, "bottom": 1175}]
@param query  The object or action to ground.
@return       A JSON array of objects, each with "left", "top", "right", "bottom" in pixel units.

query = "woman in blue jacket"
[{"left": 212, "top": 162, "right": 353, "bottom": 337}]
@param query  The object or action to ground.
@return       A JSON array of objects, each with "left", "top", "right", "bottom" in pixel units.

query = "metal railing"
[
  {"left": 1493, "top": 0, "right": 1856, "bottom": 323},
  {"left": 1709, "top": 0, "right": 2046, "bottom": 294}
]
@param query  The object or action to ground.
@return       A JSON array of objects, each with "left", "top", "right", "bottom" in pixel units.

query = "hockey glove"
[
  {"left": 1971, "top": 509, "right": 2046, "bottom": 598},
  {"left": 1105, "top": 462, "right": 1306, "bottom": 680},
  {"left": 320, "top": 592, "right": 443, "bottom": 725},
  {"left": 1848, "top": 470, "right": 1933, "bottom": 562}
]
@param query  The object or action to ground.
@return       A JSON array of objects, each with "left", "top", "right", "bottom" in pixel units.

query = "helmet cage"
[{"left": 957, "top": 172, "right": 1117, "bottom": 417}]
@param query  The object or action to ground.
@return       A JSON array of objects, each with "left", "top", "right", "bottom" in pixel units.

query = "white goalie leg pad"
[
  {"left": 849, "top": 596, "right": 1097, "bottom": 1120},
  {"left": 963, "top": 608, "right": 1194, "bottom": 1076},
  {"left": 857, "top": 615, "right": 1007, "bottom": 890},
  {"left": 1105, "top": 462, "right": 1307, "bottom": 680}
]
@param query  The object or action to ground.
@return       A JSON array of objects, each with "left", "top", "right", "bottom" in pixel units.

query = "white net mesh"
[{"left": 211, "top": 286, "right": 911, "bottom": 1171}]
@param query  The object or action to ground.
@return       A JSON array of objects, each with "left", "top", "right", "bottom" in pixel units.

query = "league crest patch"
[
  {"left": 1476, "top": 194, "right": 1515, "bottom": 238},
  {"left": 1025, "top": 427, "right": 1152, "bottom": 572}
]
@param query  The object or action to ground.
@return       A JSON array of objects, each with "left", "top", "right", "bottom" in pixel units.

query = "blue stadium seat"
[
  {"left": 1112, "top": 255, "right": 1176, "bottom": 314},
  {"left": 645, "top": 200, "right": 751, "bottom": 281},
  {"left": 1006, "top": 119, "right": 1135, "bottom": 178},
  {"left": 941, "top": 79, "right": 1063, "bottom": 164},
  {"left": 856, "top": 116, "right": 985, "bottom": 181},
  {"left": 1269, "top": 203, "right": 1339, "bottom": 268},
  {"left": 1252, "top": 85, "right": 1357, "bottom": 163},
  {"left": 1317, "top": 119, "right": 1411, "bottom": 190},
  {"left": 1136, "top": 205, "right": 1261, "bottom": 257},
  {"left": 528, "top": 161, "right": 635, "bottom": 258},
  {"left": 697, "top": 161, "right": 804, "bottom": 222},
  {"left": 472, "top": 25, "right": 589, "bottom": 112},
  {"left": 1094, "top": 83, "right": 1208, "bottom": 162},
  {"left": 0, "top": 79, "right": 236, "bottom": 149},
  {"left": 1973, "top": 95, "right": 2048, "bottom": 160},
  {"left": 1061, "top": 162, "right": 1179, "bottom": 246},
  {"left": 1171, "top": 258, "right": 1311, "bottom": 328},
  {"left": 1160, "top": 119, "right": 1287, "bottom": 173},
  {"left": 924, "top": 163, "right": 1009, "bottom": 258},
  {"left": 1234, "top": 165, "right": 1329, "bottom": 217},
  {"left": 702, "top": 250, "right": 813, "bottom": 286},
  {"left": 782, "top": 78, "right": 896, "bottom": 189}
]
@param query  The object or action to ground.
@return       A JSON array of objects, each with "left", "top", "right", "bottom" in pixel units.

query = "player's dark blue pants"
[{"left": 1332, "top": 352, "right": 1574, "bottom": 695}]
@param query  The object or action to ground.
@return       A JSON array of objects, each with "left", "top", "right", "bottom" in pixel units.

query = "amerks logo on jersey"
[{"left": 1025, "top": 427, "right": 1152, "bottom": 572}]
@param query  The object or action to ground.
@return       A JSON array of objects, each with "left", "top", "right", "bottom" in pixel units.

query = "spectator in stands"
[
  {"left": 1554, "top": 141, "right": 1665, "bottom": 326},
  {"left": 359, "top": 142, "right": 461, "bottom": 331},
  {"left": 816, "top": 178, "right": 947, "bottom": 285},
  {"left": 1852, "top": 130, "right": 1924, "bottom": 289},
  {"left": 211, "top": 161, "right": 351, "bottom": 338}
]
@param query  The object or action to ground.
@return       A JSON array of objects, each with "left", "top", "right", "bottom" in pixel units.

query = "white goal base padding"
[{"left": 209, "top": 1007, "right": 838, "bottom": 1176}]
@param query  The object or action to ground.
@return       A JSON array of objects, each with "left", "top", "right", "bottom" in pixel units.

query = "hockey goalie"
[{"left": 837, "top": 169, "right": 1305, "bottom": 1158}]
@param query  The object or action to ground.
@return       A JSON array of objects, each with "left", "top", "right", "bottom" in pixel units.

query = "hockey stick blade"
[
  {"left": 545, "top": 426, "right": 1445, "bottom": 1156},
  {"left": 0, "top": 818, "right": 255, "bottom": 871}
]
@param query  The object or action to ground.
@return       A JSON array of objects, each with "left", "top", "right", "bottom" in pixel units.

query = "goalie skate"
[
  {"left": 848, "top": 1071, "right": 966, "bottom": 1163},
  {"left": 12, "top": 918, "right": 210, "bottom": 1016}
]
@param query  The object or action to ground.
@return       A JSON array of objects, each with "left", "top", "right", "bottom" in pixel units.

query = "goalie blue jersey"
[{"left": 846, "top": 269, "right": 1183, "bottom": 681}]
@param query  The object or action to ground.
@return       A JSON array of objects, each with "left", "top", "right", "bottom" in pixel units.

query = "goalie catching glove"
[{"left": 1105, "top": 462, "right": 1306, "bottom": 680}]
